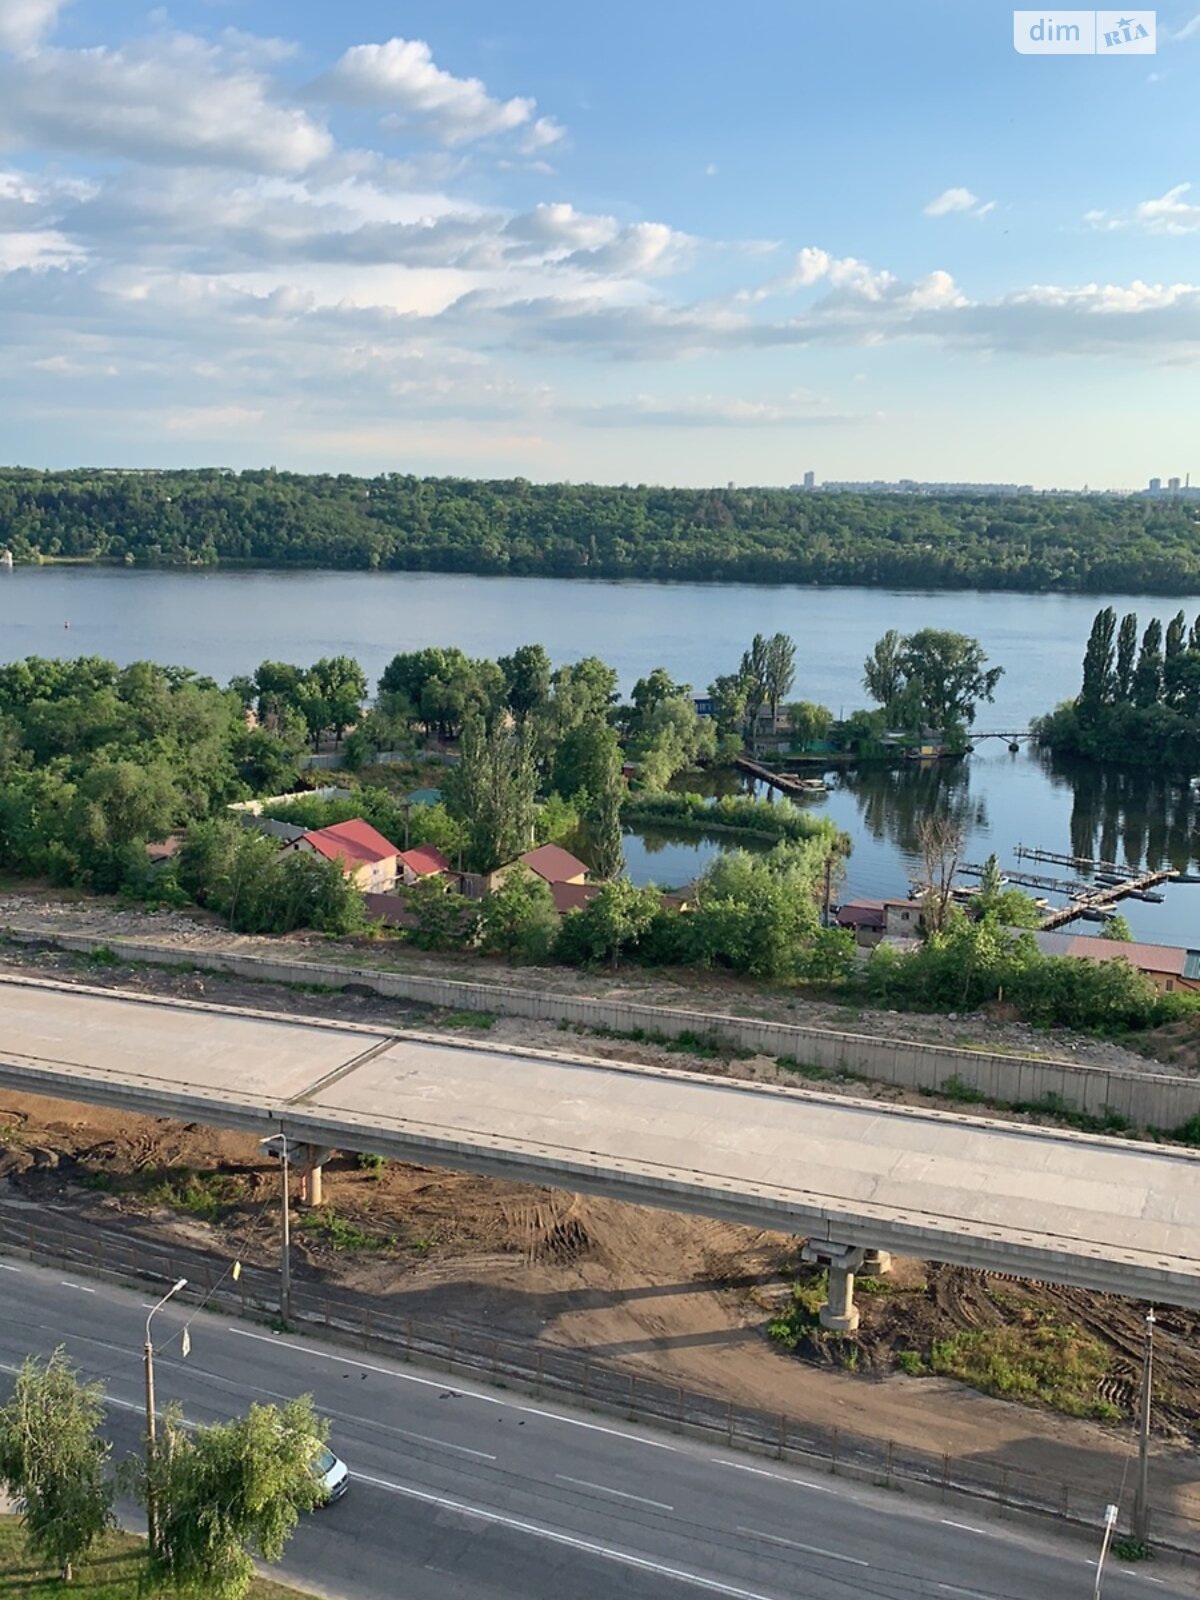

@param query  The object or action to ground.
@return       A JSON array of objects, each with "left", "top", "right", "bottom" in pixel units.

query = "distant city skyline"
[{"left": 1, "top": 0, "right": 1199, "bottom": 483}]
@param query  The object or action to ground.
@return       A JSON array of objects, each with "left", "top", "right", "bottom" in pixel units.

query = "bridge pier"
[
  {"left": 801, "top": 1243, "right": 892, "bottom": 1333},
  {"left": 298, "top": 1145, "right": 332, "bottom": 1208}
]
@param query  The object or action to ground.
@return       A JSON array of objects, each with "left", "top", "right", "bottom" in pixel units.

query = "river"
[{"left": 2, "top": 566, "right": 1198, "bottom": 945}]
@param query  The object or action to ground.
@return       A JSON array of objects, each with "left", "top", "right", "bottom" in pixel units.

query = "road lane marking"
[
  {"left": 937, "top": 1585, "right": 997, "bottom": 1599},
  {"left": 555, "top": 1474, "right": 673, "bottom": 1511},
  {"left": 231, "top": 1328, "right": 677, "bottom": 1451},
  {"left": 60, "top": 1282, "right": 95, "bottom": 1293},
  {"left": 713, "top": 1460, "right": 837, "bottom": 1494},
  {"left": 736, "top": 1527, "right": 868, "bottom": 1568},
  {"left": 941, "top": 1519, "right": 1001, "bottom": 1539},
  {"left": 352, "top": 1470, "right": 781, "bottom": 1600},
  {"left": 0, "top": 1264, "right": 19, "bottom": 1272}
]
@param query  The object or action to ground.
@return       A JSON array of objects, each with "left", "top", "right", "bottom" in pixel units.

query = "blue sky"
[{"left": 1, "top": 0, "right": 1198, "bottom": 486}]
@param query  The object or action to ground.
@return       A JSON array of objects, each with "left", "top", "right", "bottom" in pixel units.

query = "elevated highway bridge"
[{"left": 2, "top": 975, "right": 1198, "bottom": 1327}]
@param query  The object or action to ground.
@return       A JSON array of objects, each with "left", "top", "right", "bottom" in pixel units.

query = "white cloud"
[
  {"left": 0, "top": 0, "right": 65, "bottom": 52},
  {"left": 312, "top": 37, "right": 556, "bottom": 147},
  {"left": 572, "top": 391, "right": 865, "bottom": 427},
  {"left": 1089, "top": 182, "right": 1200, "bottom": 235},
  {"left": 0, "top": 35, "right": 332, "bottom": 172},
  {"left": 923, "top": 187, "right": 993, "bottom": 219},
  {"left": 1169, "top": 10, "right": 1200, "bottom": 38},
  {"left": 520, "top": 116, "right": 565, "bottom": 154},
  {"left": 165, "top": 403, "right": 264, "bottom": 435}
]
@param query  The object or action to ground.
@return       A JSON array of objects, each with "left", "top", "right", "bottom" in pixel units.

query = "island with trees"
[
  {"left": 2, "top": 467, "right": 1199, "bottom": 592},
  {"left": 1036, "top": 605, "right": 1200, "bottom": 773}
]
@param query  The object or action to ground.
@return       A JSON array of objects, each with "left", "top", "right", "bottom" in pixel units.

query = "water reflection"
[{"left": 836, "top": 760, "right": 987, "bottom": 858}]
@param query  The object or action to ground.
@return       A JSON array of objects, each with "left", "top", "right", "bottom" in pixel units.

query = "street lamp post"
[
  {"left": 1093, "top": 1503, "right": 1119, "bottom": 1600},
  {"left": 1133, "top": 1308, "right": 1156, "bottom": 1543},
  {"left": 260, "top": 1133, "right": 293, "bottom": 1324},
  {"left": 144, "top": 1277, "right": 187, "bottom": 1555}
]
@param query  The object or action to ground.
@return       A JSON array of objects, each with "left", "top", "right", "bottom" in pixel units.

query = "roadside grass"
[
  {"left": 0, "top": 1519, "right": 310, "bottom": 1598},
  {"left": 928, "top": 1318, "right": 1119, "bottom": 1421},
  {"left": 295, "top": 1207, "right": 396, "bottom": 1253},
  {"left": 79, "top": 1164, "right": 246, "bottom": 1223}
]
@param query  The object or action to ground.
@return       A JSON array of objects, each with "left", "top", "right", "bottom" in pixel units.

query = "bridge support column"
[
  {"left": 298, "top": 1146, "right": 332, "bottom": 1208},
  {"left": 800, "top": 1242, "right": 891, "bottom": 1333}
]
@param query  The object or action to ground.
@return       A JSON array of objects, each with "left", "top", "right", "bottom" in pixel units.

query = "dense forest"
[
  {"left": 1036, "top": 606, "right": 1200, "bottom": 773},
  {"left": 1, "top": 468, "right": 1197, "bottom": 592}
]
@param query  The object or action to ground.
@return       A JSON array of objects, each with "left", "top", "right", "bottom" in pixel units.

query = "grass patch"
[
  {"left": 82, "top": 945, "right": 120, "bottom": 968},
  {"left": 929, "top": 1316, "right": 1118, "bottom": 1420},
  {"left": 295, "top": 1207, "right": 395, "bottom": 1253},
  {"left": 146, "top": 1168, "right": 245, "bottom": 1223},
  {"left": 437, "top": 1010, "right": 496, "bottom": 1030},
  {"left": 775, "top": 1056, "right": 833, "bottom": 1081},
  {"left": 895, "top": 1350, "right": 927, "bottom": 1376},
  {"left": 0, "top": 1518, "right": 312, "bottom": 1598}
]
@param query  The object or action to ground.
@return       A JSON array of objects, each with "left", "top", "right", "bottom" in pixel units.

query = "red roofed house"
[
  {"left": 398, "top": 844, "right": 451, "bottom": 886},
  {"left": 289, "top": 819, "right": 400, "bottom": 893}
]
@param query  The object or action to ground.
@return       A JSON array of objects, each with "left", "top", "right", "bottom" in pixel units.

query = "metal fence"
[{"left": 1, "top": 1207, "right": 1197, "bottom": 1557}]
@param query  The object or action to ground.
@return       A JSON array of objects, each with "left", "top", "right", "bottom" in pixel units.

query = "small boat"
[
  {"left": 1126, "top": 889, "right": 1165, "bottom": 903},
  {"left": 1173, "top": 872, "right": 1200, "bottom": 884},
  {"left": 1077, "top": 908, "right": 1113, "bottom": 922},
  {"left": 1093, "top": 872, "right": 1125, "bottom": 885}
]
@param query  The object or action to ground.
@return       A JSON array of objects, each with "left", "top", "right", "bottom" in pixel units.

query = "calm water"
[{"left": 2, "top": 567, "right": 1198, "bottom": 943}]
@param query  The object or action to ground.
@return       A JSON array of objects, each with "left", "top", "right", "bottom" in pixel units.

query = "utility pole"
[
  {"left": 823, "top": 853, "right": 834, "bottom": 927},
  {"left": 144, "top": 1277, "right": 187, "bottom": 1556},
  {"left": 1133, "top": 1307, "right": 1156, "bottom": 1542}
]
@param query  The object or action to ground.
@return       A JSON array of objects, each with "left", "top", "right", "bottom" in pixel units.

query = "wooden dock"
[
  {"left": 735, "top": 755, "right": 826, "bottom": 797},
  {"left": 958, "top": 852, "right": 1180, "bottom": 930},
  {"left": 1038, "top": 868, "right": 1179, "bottom": 929}
]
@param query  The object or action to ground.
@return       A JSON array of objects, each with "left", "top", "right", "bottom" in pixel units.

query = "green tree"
[
  {"left": 707, "top": 670, "right": 751, "bottom": 739},
  {"left": 405, "top": 876, "right": 478, "bottom": 950},
  {"left": 307, "top": 656, "right": 368, "bottom": 744},
  {"left": 145, "top": 1396, "right": 327, "bottom": 1600},
  {"left": 630, "top": 668, "right": 689, "bottom": 727},
  {"left": 0, "top": 1347, "right": 114, "bottom": 1583},
  {"left": 446, "top": 717, "right": 537, "bottom": 873},
  {"left": 739, "top": 634, "right": 771, "bottom": 732},
  {"left": 1101, "top": 914, "right": 1134, "bottom": 941},
  {"left": 551, "top": 717, "right": 622, "bottom": 809},
  {"left": 763, "top": 632, "right": 796, "bottom": 724},
  {"left": 478, "top": 866, "right": 559, "bottom": 961},
  {"left": 899, "top": 629, "right": 1002, "bottom": 729},
  {"left": 499, "top": 644, "right": 552, "bottom": 727},
  {"left": 788, "top": 700, "right": 834, "bottom": 747},
  {"left": 589, "top": 764, "right": 626, "bottom": 881},
  {"left": 555, "top": 879, "right": 660, "bottom": 967},
  {"left": 1079, "top": 607, "right": 1116, "bottom": 710},
  {"left": 1115, "top": 613, "right": 1139, "bottom": 702},
  {"left": 1132, "top": 618, "right": 1164, "bottom": 709},
  {"left": 862, "top": 628, "right": 907, "bottom": 710}
]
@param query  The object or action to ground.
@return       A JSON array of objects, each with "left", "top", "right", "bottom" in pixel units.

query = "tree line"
[
  {"left": 3, "top": 468, "right": 1199, "bottom": 592},
  {"left": 1035, "top": 606, "right": 1200, "bottom": 772}
]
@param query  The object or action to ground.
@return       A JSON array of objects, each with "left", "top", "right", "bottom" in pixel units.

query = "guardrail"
[{"left": 1, "top": 1207, "right": 1195, "bottom": 1560}]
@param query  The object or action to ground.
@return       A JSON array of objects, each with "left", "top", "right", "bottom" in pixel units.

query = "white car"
[{"left": 313, "top": 1443, "right": 349, "bottom": 1504}]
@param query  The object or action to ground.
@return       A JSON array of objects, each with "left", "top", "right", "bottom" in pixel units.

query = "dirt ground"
[{"left": 6, "top": 947, "right": 1200, "bottom": 1535}]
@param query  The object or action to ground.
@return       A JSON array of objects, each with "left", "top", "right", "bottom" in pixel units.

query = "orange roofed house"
[
  {"left": 288, "top": 819, "right": 401, "bottom": 893},
  {"left": 488, "top": 843, "right": 590, "bottom": 892}
]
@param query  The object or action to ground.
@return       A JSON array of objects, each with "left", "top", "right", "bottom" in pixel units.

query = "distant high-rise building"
[
  {"left": 1169, "top": 477, "right": 1182, "bottom": 492},
  {"left": 1149, "top": 477, "right": 1162, "bottom": 493},
  {"left": 803, "top": 470, "right": 815, "bottom": 491}
]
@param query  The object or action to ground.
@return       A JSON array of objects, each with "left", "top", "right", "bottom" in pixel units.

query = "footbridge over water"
[{"left": 2, "top": 975, "right": 1199, "bottom": 1326}]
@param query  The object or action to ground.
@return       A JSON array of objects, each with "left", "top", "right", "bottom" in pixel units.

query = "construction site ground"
[{"left": 3, "top": 933, "right": 1200, "bottom": 1540}]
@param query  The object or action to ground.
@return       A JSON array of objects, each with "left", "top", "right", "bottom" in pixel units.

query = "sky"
[{"left": 1, "top": 0, "right": 1198, "bottom": 488}]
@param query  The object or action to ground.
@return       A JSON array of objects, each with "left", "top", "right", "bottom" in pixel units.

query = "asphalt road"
[{"left": 0, "top": 1255, "right": 1191, "bottom": 1600}]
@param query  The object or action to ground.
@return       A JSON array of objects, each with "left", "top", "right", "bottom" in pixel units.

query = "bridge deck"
[{"left": 2, "top": 976, "right": 1199, "bottom": 1305}]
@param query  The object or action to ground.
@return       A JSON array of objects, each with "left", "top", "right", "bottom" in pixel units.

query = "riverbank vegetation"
[
  {"left": 1036, "top": 605, "right": 1200, "bottom": 773},
  {"left": 2, "top": 469, "right": 1198, "bottom": 592}
]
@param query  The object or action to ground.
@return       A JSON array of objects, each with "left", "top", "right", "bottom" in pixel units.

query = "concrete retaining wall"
[{"left": 10, "top": 927, "right": 1200, "bottom": 1131}]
